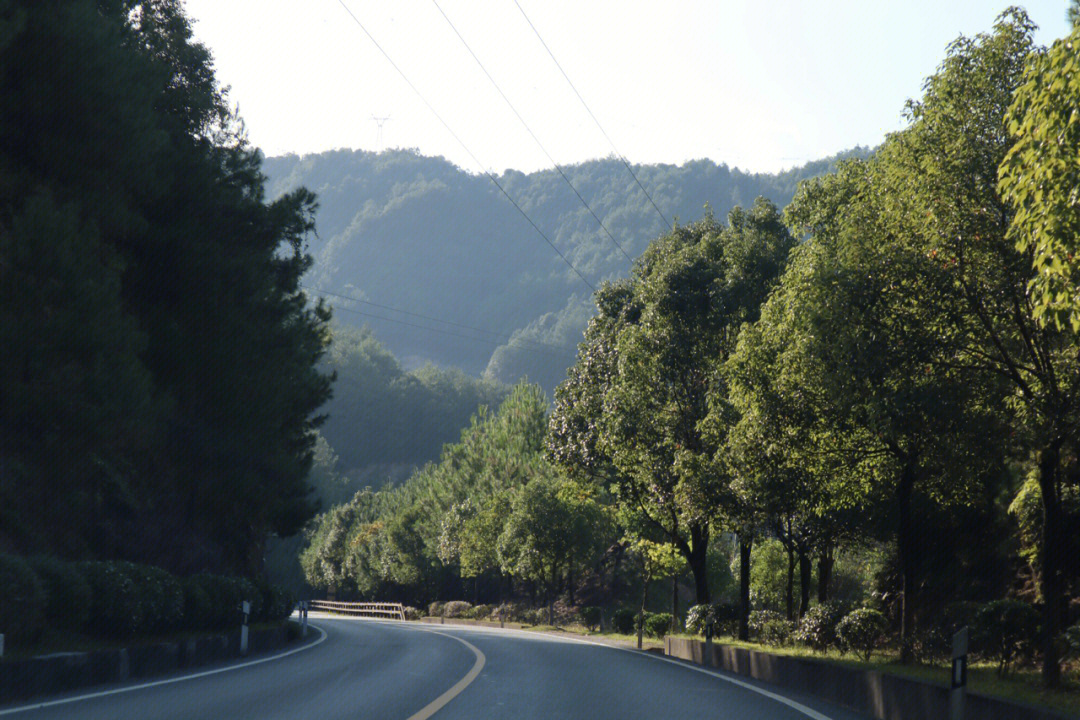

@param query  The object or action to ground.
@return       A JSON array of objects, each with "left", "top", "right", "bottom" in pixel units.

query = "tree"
[
  {"left": 550, "top": 200, "right": 795, "bottom": 606},
  {"left": 999, "top": 17, "right": 1080, "bottom": 331}
]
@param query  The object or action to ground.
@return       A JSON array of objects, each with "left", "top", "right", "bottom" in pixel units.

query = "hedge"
[
  {"left": 27, "top": 555, "right": 91, "bottom": 632},
  {"left": 0, "top": 553, "right": 46, "bottom": 644}
]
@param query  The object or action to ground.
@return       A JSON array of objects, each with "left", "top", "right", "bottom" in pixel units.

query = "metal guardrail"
[{"left": 309, "top": 600, "right": 406, "bottom": 621}]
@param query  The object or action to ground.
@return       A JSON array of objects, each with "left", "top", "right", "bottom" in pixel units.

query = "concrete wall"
[
  {"left": 419, "top": 617, "right": 523, "bottom": 629},
  {"left": 664, "top": 637, "right": 1074, "bottom": 720},
  {"left": 0, "top": 625, "right": 296, "bottom": 704}
]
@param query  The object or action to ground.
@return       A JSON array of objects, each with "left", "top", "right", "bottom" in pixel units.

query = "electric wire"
[
  {"left": 334, "top": 0, "right": 596, "bottom": 293},
  {"left": 511, "top": 0, "right": 671, "bottom": 230},
  {"left": 430, "top": 0, "right": 632, "bottom": 263},
  {"left": 303, "top": 284, "right": 580, "bottom": 356}
]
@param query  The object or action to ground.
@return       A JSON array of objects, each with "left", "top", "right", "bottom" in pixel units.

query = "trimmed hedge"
[
  {"left": 0, "top": 553, "right": 46, "bottom": 644},
  {"left": 644, "top": 612, "right": 673, "bottom": 638},
  {"left": 27, "top": 555, "right": 91, "bottom": 631},
  {"left": 0, "top": 554, "right": 294, "bottom": 646}
]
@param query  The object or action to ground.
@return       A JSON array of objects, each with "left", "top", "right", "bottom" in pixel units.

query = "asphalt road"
[{"left": 0, "top": 614, "right": 873, "bottom": 720}]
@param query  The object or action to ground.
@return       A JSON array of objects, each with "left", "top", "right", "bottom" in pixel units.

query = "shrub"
[
  {"left": 182, "top": 575, "right": 214, "bottom": 630},
  {"left": 550, "top": 599, "right": 578, "bottom": 627},
  {"left": 972, "top": 599, "right": 1039, "bottom": 676},
  {"left": 749, "top": 610, "right": 793, "bottom": 646},
  {"left": 913, "top": 601, "right": 980, "bottom": 662},
  {"left": 118, "top": 562, "right": 184, "bottom": 634},
  {"left": 521, "top": 607, "right": 546, "bottom": 626},
  {"left": 713, "top": 602, "right": 740, "bottom": 637},
  {"left": 402, "top": 606, "right": 422, "bottom": 621},
  {"left": 27, "top": 555, "right": 91, "bottom": 632},
  {"left": 686, "top": 604, "right": 715, "bottom": 635},
  {"left": 836, "top": 608, "right": 887, "bottom": 660},
  {"left": 427, "top": 601, "right": 445, "bottom": 618},
  {"left": 186, "top": 574, "right": 246, "bottom": 629},
  {"left": 442, "top": 601, "right": 472, "bottom": 618},
  {"left": 79, "top": 561, "right": 144, "bottom": 637},
  {"left": 1065, "top": 624, "right": 1080, "bottom": 660},
  {"left": 793, "top": 603, "right": 845, "bottom": 653},
  {"left": 0, "top": 553, "right": 46, "bottom": 644},
  {"left": 256, "top": 582, "right": 296, "bottom": 623},
  {"left": 613, "top": 608, "right": 636, "bottom": 635},
  {"left": 580, "top": 606, "right": 601, "bottom": 631},
  {"left": 469, "top": 604, "right": 492, "bottom": 620},
  {"left": 492, "top": 602, "right": 526, "bottom": 622},
  {"left": 645, "top": 612, "right": 673, "bottom": 639}
]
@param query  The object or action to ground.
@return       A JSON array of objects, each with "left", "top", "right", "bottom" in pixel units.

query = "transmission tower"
[{"left": 371, "top": 115, "right": 391, "bottom": 150}]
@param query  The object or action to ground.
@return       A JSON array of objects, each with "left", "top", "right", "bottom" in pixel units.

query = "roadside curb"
[{"left": 0, "top": 624, "right": 303, "bottom": 704}]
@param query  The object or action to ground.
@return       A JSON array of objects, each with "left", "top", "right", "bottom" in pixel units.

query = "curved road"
[{"left": 1, "top": 614, "right": 872, "bottom": 719}]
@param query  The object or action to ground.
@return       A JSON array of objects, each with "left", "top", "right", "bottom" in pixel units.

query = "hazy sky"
[{"left": 183, "top": 1, "right": 1069, "bottom": 174}]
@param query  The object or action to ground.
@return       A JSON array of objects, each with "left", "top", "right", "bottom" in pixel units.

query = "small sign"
[{"left": 951, "top": 656, "right": 967, "bottom": 689}]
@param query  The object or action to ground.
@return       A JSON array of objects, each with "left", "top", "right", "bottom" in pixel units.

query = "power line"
[
  {"left": 430, "top": 0, "right": 632, "bottom": 264},
  {"left": 511, "top": 0, "right": 671, "bottom": 231},
  {"left": 304, "top": 284, "right": 579, "bottom": 356},
  {"left": 334, "top": 0, "right": 596, "bottom": 293}
]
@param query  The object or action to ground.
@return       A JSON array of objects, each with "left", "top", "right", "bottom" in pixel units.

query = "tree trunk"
[
  {"left": 817, "top": 545, "right": 834, "bottom": 604},
  {"left": 798, "top": 549, "right": 812, "bottom": 618},
  {"left": 898, "top": 462, "right": 916, "bottom": 665},
  {"left": 1039, "top": 441, "right": 1065, "bottom": 688},
  {"left": 785, "top": 542, "right": 795, "bottom": 621},
  {"left": 638, "top": 569, "right": 651, "bottom": 650},
  {"left": 738, "top": 535, "right": 752, "bottom": 641},
  {"left": 688, "top": 522, "right": 711, "bottom": 604},
  {"left": 671, "top": 576, "right": 679, "bottom": 631}
]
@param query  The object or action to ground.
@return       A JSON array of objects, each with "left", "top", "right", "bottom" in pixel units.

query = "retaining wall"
[
  {"left": 664, "top": 637, "right": 1074, "bottom": 720},
  {"left": 0, "top": 625, "right": 298, "bottom": 704},
  {"left": 420, "top": 616, "right": 523, "bottom": 629}
]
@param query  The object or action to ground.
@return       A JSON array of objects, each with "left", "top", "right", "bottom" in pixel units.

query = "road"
[{"left": 0, "top": 614, "right": 872, "bottom": 719}]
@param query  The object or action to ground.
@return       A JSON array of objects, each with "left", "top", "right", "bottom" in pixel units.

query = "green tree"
[{"left": 999, "top": 19, "right": 1080, "bottom": 331}]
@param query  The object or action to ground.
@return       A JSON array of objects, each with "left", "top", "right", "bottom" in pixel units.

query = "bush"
[
  {"left": 686, "top": 604, "right": 715, "bottom": 635},
  {"left": 442, "top": 601, "right": 472, "bottom": 618},
  {"left": 427, "top": 601, "right": 445, "bottom": 618},
  {"left": 613, "top": 608, "right": 636, "bottom": 635},
  {"left": 521, "top": 607, "right": 546, "bottom": 626},
  {"left": 492, "top": 602, "right": 522, "bottom": 622},
  {"left": 1065, "top": 624, "right": 1080, "bottom": 660},
  {"left": 550, "top": 599, "right": 579, "bottom": 627},
  {"left": 78, "top": 561, "right": 146, "bottom": 637},
  {"left": 836, "top": 608, "right": 887, "bottom": 660},
  {"left": 185, "top": 574, "right": 246, "bottom": 629},
  {"left": 402, "top": 606, "right": 422, "bottom": 621},
  {"left": 793, "top": 603, "right": 845, "bottom": 653},
  {"left": 118, "top": 562, "right": 184, "bottom": 634},
  {"left": 645, "top": 612, "right": 673, "bottom": 639},
  {"left": 580, "top": 606, "right": 601, "bottom": 631},
  {"left": 0, "top": 553, "right": 46, "bottom": 644},
  {"left": 748, "top": 610, "right": 794, "bottom": 646},
  {"left": 256, "top": 582, "right": 296, "bottom": 623},
  {"left": 972, "top": 599, "right": 1040, "bottom": 676},
  {"left": 913, "top": 601, "right": 980, "bottom": 662},
  {"left": 713, "top": 602, "right": 739, "bottom": 637},
  {"left": 469, "top": 603, "right": 492, "bottom": 620},
  {"left": 182, "top": 575, "right": 214, "bottom": 630},
  {"left": 27, "top": 555, "right": 91, "bottom": 632}
]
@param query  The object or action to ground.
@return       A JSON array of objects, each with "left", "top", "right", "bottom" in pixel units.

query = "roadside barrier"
[{"left": 309, "top": 600, "right": 406, "bottom": 621}]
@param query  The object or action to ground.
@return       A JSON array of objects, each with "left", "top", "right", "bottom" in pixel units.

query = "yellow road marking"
[{"left": 405, "top": 631, "right": 485, "bottom": 720}]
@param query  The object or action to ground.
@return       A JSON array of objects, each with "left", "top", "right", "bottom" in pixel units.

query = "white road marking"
[{"left": 0, "top": 625, "right": 327, "bottom": 716}]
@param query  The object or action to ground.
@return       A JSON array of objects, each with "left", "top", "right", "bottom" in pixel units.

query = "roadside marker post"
[
  {"left": 240, "top": 600, "right": 251, "bottom": 656},
  {"left": 301, "top": 600, "right": 309, "bottom": 638},
  {"left": 950, "top": 626, "right": 968, "bottom": 720},
  {"left": 1, "top": 632, "right": 5, "bottom": 659}
]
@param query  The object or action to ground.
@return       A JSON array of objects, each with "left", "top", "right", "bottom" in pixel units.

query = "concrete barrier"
[
  {"left": 0, "top": 625, "right": 297, "bottom": 704},
  {"left": 664, "top": 637, "right": 1073, "bottom": 720}
]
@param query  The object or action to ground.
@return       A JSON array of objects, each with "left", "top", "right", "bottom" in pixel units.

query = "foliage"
[
  {"left": 580, "top": 606, "right": 602, "bottom": 631},
  {"left": 0, "top": 0, "right": 332, "bottom": 572},
  {"left": 644, "top": 612, "right": 674, "bottom": 638},
  {"left": 27, "top": 555, "right": 92, "bottom": 631},
  {"left": 686, "top": 604, "right": 716, "bottom": 635},
  {"left": 442, "top": 601, "right": 472, "bottom": 618},
  {"left": 999, "top": 22, "right": 1080, "bottom": 331},
  {"left": 836, "top": 608, "right": 887, "bottom": 661},
  {"left": 973, "top": 599, "right": 1041, "bottom": 676},
  {"left": 402, "top": 606, "right": 422, "bottom": 621},
  {"left": 613, "top": 608, "right": 637, "bottom": 635},
  {"left": 427, "top": 602, "right": 445, "bottom": 618},
  {"left": 78, "top": 561, "right": 144, "bottom": 637},
  {"left": 0, "top": 553, "right": 45, "bottom": 644},
  {"left": 117, "top": 562, "right": 185, "bottom": 634},
  {"left": 469, "top": 604, "right": 492, "bottom": 619},
  {"left": 793, "top": 604, "right": 845, "bottom": 653},
  {"left": 749, "top": 610, "right": 795, "bottom": 647}
]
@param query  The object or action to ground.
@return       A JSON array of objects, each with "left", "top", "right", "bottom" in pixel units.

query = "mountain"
[{"left": 263, "top": 147, "right": 871, "bottom": 394}]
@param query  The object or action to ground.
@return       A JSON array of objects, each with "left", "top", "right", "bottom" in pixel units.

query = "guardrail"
[{"left": 309, "top": 600, "right": 406, "bottom": 621}]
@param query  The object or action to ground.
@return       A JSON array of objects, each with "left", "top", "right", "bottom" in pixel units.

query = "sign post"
[
  {"left": 950, "top": 626, "right": 968, "bottom": 720},
  {"left": 240, "top": 600, "right": 251, "bottom": 656}
]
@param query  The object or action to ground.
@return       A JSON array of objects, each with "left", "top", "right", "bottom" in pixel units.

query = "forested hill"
[{"left": 263, "top": 148, "right": 871, "bottom": 392}]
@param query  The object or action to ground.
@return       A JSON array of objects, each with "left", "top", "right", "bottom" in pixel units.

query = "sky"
[{"left": 182, "top": 1, "right": 1070, "bottom": 175}]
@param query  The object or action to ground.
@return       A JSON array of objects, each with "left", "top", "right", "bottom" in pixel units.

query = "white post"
[
  {"left": 950, "top": 626, "right": 968, "bottom": 720},
  {"left": 0, "top": 633, "right": 5, "bottom": 659},
  {"left": 301, "top": 601, "right": 308, "bottom": 638},
  {"left": 240, "top": 600, "right": 251, "bottom": 656}
]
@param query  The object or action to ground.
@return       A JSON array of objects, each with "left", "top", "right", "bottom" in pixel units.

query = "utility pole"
[{"left": 371, "top": 115, "right": 391, "bottom": 150}]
